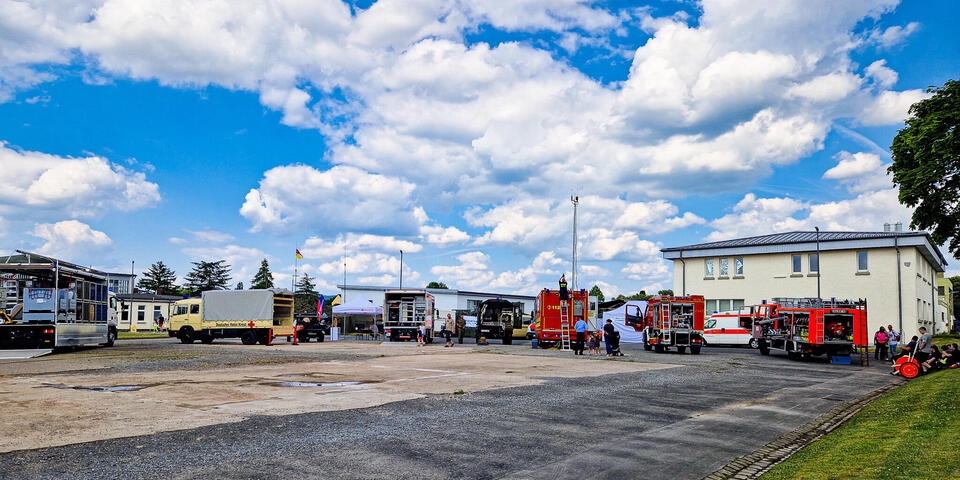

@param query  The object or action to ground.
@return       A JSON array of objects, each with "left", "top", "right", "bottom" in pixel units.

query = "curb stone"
[{"left": 702, "top": 381, "right": 902, "bottom": 480}]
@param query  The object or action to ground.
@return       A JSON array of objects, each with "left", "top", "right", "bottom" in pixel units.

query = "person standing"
[
  {"left": 916, "top": 326, "right": 932, "bottom": 363},
  {"left": 887, "top": 325, "right": 899, "bottom": 357},
  {"left": 157, "top": 314, "right": 165, "bottom": 331},
  {"left": 558, "top": 274, "right": 568, "bottom": 301},
  {"left": 573, "top": 317, "right": 588, "bottom": 355},
  {"left": 442, "top": 323, "right": 454, "bottom": 347},
  {"left": 456, "top": 314, "right": 466, "bottom": 344},
  {"left": 417, "top": 323, "right": 425, "bottom": 347},
  {"left": 371, "top": 319, "right": 380, "bottom": 341},
  {"left": 603, "top": 319, "right": 616, "bottom": 357},
  {"left": 874, "top": 327, "right": 888, "bottom": 361}
]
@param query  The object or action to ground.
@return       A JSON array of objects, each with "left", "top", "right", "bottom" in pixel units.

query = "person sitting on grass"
[
  {"left": 920, "top": 345, "right": 943, "bottom": 374},
  {"left": 942, "top": 344, "right": 959, "bottom": 369}
]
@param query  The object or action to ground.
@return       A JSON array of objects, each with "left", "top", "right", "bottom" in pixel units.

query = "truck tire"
[
  {"left": 104, "top": 327, "right": 117, "bottom": 347},
  {"left": 257, "top": 331, "right": 270, "bottom": 345},
  {"left": 643, "top": 338, "right": 653, "bottom": 351},
  {"left": 179, "top": 327, "right": 196, "bottom": 344},
  {"left": 200, "top": 333, "right": 214, "bottom": 344},
  {"left": 749, "top": 338, "right": 760, "bottom": 349},
  {"left": 240, "top": 330, "right": 258, "bottom": 345},
  {"left": 654, "top": 344, "right": 665, "bottom": 353},
  {"left": 690, "top": 346, "right": 701, "bottom": 355},
  {"left": 677, "top": 346, "right": 687, "bottom": 354}
]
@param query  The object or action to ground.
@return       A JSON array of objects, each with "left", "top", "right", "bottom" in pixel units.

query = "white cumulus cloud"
[{"left": 33, "top": 220, "right": 113, "bottom": 259}]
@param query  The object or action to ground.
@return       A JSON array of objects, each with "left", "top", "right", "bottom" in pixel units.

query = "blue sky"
[{"left": 0, "top": 0, "right": 957, "bottom": 297}]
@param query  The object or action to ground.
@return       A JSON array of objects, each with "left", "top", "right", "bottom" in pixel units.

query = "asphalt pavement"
[{"left": 0, "top": 342, "right": 898, "bottom": 480}]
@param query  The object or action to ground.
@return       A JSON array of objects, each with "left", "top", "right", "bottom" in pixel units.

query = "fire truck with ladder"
[
  {"left": 752, "top": 298, "right": 868, "bottom": 360},
  {"left": 533, "top": 288, "right": 595, "bottom": 350},
  {"left": 625, "top": 295, "right": 705, "bottom": 354}
]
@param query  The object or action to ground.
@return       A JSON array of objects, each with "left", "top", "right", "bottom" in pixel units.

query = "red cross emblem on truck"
[{"left": 248, "top": 321, "right": 255, "bottom": 328}]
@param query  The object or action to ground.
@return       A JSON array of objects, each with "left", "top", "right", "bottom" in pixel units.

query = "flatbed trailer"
[
  {"left": 0, "top": 250, "right": 118, "bottom": 350},
  {"left": 168, "top": 289, "right": 295, "bottom": 345},
  {"left": 753, "top": 298, "right": 868, "bottom": 360}
]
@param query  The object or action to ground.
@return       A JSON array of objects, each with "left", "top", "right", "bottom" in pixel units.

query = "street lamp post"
[{"left": 399, "top": 250, "right": 403, "bottom": 289}]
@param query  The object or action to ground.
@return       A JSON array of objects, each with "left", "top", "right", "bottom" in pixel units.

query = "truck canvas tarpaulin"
[{"left": 201, "top": 290, "right": 274, "bottom": 322}]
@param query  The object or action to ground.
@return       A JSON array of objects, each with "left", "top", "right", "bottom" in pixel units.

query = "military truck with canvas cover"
[{"left": 168, "top": 289, "right": 294, "bottom": 345}]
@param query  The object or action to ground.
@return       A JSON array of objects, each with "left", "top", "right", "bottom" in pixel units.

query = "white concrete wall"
[{"left": 672, "top": 246, "right": 938, "bottom": 340}]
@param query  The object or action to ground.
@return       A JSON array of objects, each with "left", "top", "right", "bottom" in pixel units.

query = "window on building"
[
  {"left": 705, "top": 299, "right": 717, "bottom": 313},
  {"left": 154, "top": 306, "right": 161, "bottom": 320},
  {"left": 792, "top": 255, "right": 802, "bottom": 274},
  {"left": 719, "top": 258, "right": 729, "bottom": 276},
  {"left": 809, "top": 253, "right": 818, "bottom": 273},
  {"left": 939, "top": 286, "right": 945, "bottom": 296},
  {"left": 137, "top": 305, "right": 145, "bottom": 322},
  {"left": 705, "top": 259, "right": 714, "bottom": 277},
  {"left": 734, "top": 257, "right": 743, "bottom": 276},
  {"left": 857, "top": 251, "right": 868, "bottom": 271},
  {"left": 732, "top": 299, "right": 745, "bottom": 310},
  {"left": 917, "top": 299, "right": 922, "bottom": 321},
  {"left": 467, "top": 299, "right": 480, "bottom": 313}
]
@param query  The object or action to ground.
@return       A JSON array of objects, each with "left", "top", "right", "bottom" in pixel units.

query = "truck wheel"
[
  {"left": 758, "top": 340, "right": 770, "bottom": 356},
  {"left": 104, "top": 327, "right": 117, "bottom": 347},
  {"left": 179, "top": 327, "right": 196, "bottom": 344},
  {"left": 690, "top": 346, "right": 701, "bottom": 355},
  {"left": 654, "top": 344, "right": 665, "bottom": 353},
  {"left": 643, "top": 338, "right": 653, "bottom": 351},
  {"left": 240, "top": 330, "right": 258, "bottom": 345},
  {"left": 677, "top": 346, "right": 687, "bottom": 354},
  {"left": 257, "top": 331, "right": 270, "bottom": 345},
  {"left": 200, "top": 333, "right": 214, "bottom": 344}
]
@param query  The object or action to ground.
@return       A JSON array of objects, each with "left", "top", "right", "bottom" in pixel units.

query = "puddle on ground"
[
  {"left": 41, "top": 384, "right": 146, "bottom": 392},
  {"left": 274, "top": 381, "right": 361, "bottom": 388}
]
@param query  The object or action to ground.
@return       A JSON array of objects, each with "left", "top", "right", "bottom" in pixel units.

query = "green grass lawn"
[
  {"left": 118, "top": 332, "right": 169, "bottom": 339},
  {"left": 933, "top": 333, "right": 960, "bottom": 345},
  {"left": 761, "top": 368, "right": 960, "bottom": 479}
]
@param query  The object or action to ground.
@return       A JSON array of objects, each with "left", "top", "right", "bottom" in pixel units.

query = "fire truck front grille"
[{"left": 675, "top": 332, "right": 690, "bottom": 345}]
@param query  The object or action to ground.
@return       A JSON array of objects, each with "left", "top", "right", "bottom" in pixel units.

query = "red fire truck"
[
  {"left": 753, "top": 298, "right": 868, "bottom": 360},
  {"left": 625, "top": 295, "right": 705, "bottom": 354},
  {"left": 534, "top": 288, "right": 592, "bottom": 349}
]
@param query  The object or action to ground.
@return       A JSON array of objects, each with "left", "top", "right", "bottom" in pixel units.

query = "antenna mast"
[{"left": 571, "top": 195, "right": 579, "bottom": 291}]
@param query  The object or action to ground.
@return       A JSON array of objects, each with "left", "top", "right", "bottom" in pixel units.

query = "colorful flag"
[
  {"left": 317, "top": 295, "right": 325, "bottom": 315},
  {"left": 295, "top": 249, "right": 303, "bottom": 259}
]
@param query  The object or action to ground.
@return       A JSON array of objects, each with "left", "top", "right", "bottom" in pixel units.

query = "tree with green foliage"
[
  {"left": 183, "top": 260, "right": 232, "bottom": 295},
  {"left": 615, "top": 291, "right": 651, "bottom": 301},
  {"left": 136, "top": 261, "right": 179, "bottom": 295},
  {"left": 235, "top": 282, "right": 244, "bottom": 290},
  {"left": 426, "top": 281, "right": 449, "bottom": 289},
  {"left": 889, "top": 78, "right": 960, "bottom": 255},
  {"left": 658, "top": 289, "right": 674, "bottom": 296},
  {"left": 250, "top": 259, "right": 274, "bottom": 290},
  {"left": 588, "top": 284, "right": 604, "bottom": 302},
  {"left": 295, "top": 273, "right": 320, "bottom": 312}
]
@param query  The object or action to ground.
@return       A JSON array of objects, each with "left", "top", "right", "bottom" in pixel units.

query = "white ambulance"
[{"left": 703, "top": 309, "right": 756, "bottom": 348}]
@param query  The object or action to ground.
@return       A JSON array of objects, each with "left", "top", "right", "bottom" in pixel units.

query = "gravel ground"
[{"left": 0, "top": 341, "right": 897, "bottom": 480}]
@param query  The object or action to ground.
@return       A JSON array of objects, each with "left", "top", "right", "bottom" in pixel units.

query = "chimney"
[
  {"left": 894, "top": 222, "right": 903, "bottom": 232},
  {"left": 883, "top": 223, "right": 891, "bottom": 232}
]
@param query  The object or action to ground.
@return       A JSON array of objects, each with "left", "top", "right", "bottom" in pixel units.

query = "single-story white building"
[
  {"left": 117, "top": 293, "right": 181, "bottom": 331},
  {"left": 661, "top": 230, "right": 949, "bottom": 341},
  {"left": 339, "top": 284, "right": 535, "bottom": 316}
]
